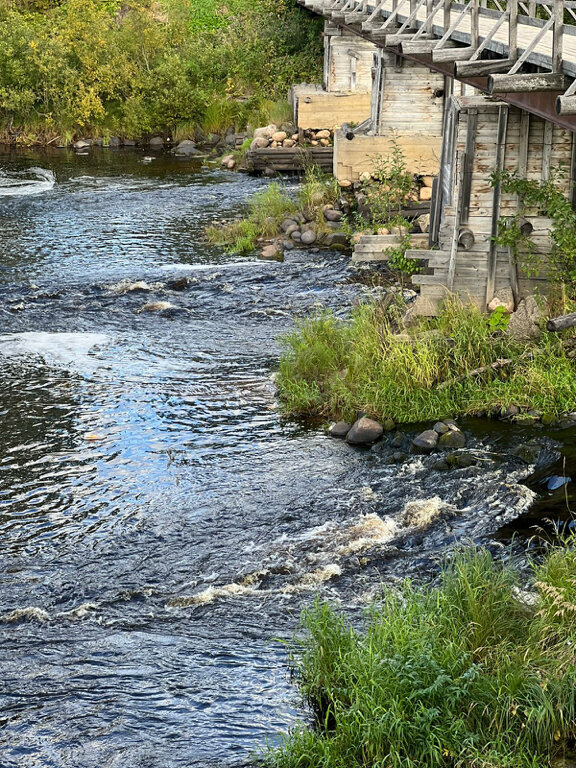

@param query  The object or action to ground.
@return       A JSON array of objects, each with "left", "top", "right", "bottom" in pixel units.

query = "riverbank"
[
  {"left": 269, "top": 545, "right": 576, "bottom": 768},
  {"left": 276, "top": 297, "right": 576, "bottom": 426},
  {"left": 0, "top": 0, "right": 322, "bottom": 145}
]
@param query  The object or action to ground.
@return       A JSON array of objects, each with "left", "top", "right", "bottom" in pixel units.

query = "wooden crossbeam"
[
  {"left": 455, "top": 58, "right": 516, "bottom": 77},
  {"left": 488, "top": 72, "right": 568, "bottom": 93},
  {"left": 433, "top": 45, "right": 475, "bottom": 62}
]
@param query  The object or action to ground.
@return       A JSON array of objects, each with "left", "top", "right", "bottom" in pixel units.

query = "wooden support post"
[
  {"left": 486, "top": 105, "right": 508, "bottom": 307},
  {"left": 460, "top": 108, "right": 477, "bottom": 226},
  {"left": 455, "top": 58, "right": 515, "bottom": 78},
  {"left": 470, "top": 0, "right": 479, "bottom": 50},
  {"left": 509, "top": 0, "right": 518, "bottom": 61},
  {"left": 510, "top": 109, "right": 530, "bottom": 308},
  {"left": 430, "top": 77, "right": 454, "bottom": 247},
  {"left": 542, "top": 120, "right": 554, "bottom": 182},
  {"left": 553, "top": 0, "right": 563, "bottom": 74},
  {"left": 570, "top": 130, "right": 576, "bottom": 209}
]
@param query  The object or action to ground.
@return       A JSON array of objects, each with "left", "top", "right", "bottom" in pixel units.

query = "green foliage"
[
  {"left": 0, "top": 0, "right": 323, "bottom": 140},
  {"left": 277, "top": 298, "right": 576, "bottom": 422},
  {"left": 269, "top": 546, "right": 576, "bottom": 768},
  {"left": 205, "top": 182, "right": 297, "bottom": 253},
  {"left": 491, "top": 168, "right": 576, "bottom": 297},
  {"left": 488, "top": 304, "right": 511, "bottom": 331},
  {"left": 362, "top": 145, "right": 417, "bottom": 226}
]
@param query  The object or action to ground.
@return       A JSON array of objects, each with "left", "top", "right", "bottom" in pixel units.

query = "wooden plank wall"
[
  {"left": 377, "top": 53, "right": 445, "bottom": 136},
  {"left": 296, "top": 92, "right": 371, "bottom": 130},
  {"left": 327, "top": 28, "right": 376, "bottom": 93},
  {"left": 334, "top": 133, "right": 442, "bottom": 182}
]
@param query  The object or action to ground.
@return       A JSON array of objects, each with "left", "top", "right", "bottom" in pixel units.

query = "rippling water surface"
[{"left": 0, "top": 147, "right": 573, "bottom": 768}]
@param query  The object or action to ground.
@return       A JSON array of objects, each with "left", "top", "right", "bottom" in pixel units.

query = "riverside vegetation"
[
  {"left": 0, "top": 0, "right": 322, "bottom": 143},
  {"left": 268, "top": 546, "right": 576, "bottom": 768},
  {"left": 276, "top": 298, "right": 576, "bottom": 424}
]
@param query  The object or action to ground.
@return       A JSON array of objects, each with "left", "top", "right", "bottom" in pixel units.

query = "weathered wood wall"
[
  {"left": 293, "top": 89, "right": 371, "bottom": 130},
  {"left": 325, "top": 25, "right": 376, "bottom": 93},
  {"left": 334, "top": 133, "right": 442, "bottom": 182}
]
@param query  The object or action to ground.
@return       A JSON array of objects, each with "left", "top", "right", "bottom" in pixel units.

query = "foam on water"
[
  {"left": 0, "top": 331, "right": 110, "bottom": 368},
  {"left": 0, "top": 167, "right": 55, "bottom": 196}
]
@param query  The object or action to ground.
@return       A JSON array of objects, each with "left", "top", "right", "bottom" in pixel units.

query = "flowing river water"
[{"left": 0, "top": 148, "right": 575, "bottom": 768}]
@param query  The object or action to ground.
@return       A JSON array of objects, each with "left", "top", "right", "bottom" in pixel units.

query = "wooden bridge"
[{"left": 295, "top": 0, "right": 576, "bottom": 313}]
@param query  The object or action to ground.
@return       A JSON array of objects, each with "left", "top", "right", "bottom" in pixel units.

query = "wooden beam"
[
  {"left": 542, "top": 120, "right": 553, "bottom": 182},
  {"left": 433, "top": 46, "right": 475, "bottom": 63},
  {"left": 547, "top": 313, "right": 576, "bottom": 332},
  {"left": 488, "top": 73, "right": 568, "bottom": 94},
  {"left": 454, "top": 58, "right": 516, "bottom": 78}
]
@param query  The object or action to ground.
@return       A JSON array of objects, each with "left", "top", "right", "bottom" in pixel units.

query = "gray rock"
[
  {"left": 260, "top": 242, "right": 283, "bottom": 261},
  {"left": 324, "top": 232, "right": 349, "bottom": 249},
  {"left": 285, "top": 224, "right": 300, "bottom": 237},
  {"left": 506, "top": 296, "right": 544, "bottom": 341},
  {"left": 149, "top": 136, "right": 164, "bottom": 148},
  {"left": 346, "top": 417, "right": 384, "bottom": 445},
  {"left": 281, "top": 218, "right": 298, "bottom": 233},
  {"left": 301, "top": 229, "right": 317, "bottom": 245},
  {"left": 329, "top": 421, "right": 351, "bottom": 439},
  {"left": 291, "top": 230, "right": 302, "bottom": 242},
  {"left": 382, "top": 418, "right": 395, "bottom": 431},
  {"left": 411, "top": 429, "right": 439, "bottom": 454},
  {"left": 123, "top": 139, "right": 136, "bottom": 147},
  {"left": 263, "top": 168, "right": 276, "bottom": 178},
  {"left": 109, "top": 136, "right": 121, "bottom": 147},
  {"left": 433, "top": 421, "right": 450, "bottom": 435},
  {"left": 500, "top": 404, "right": 519, "bottom": 419},
  {"left": 74, "top": 139, "right": 91, "bottom": 150},
  {"left": 431, "top": 458, "right": 450, "bottom": 471},
  {"left": 325, "top": 221, "right": 342, "bottom": 230},
  {"left": 392, "top": 451, "right": 407, "bottom": 463},
  {"left": 513, "top": 441, "right": 541, "bottom": 464},
  {"left": 445, "top": 451, "right": 477, "bottom": 469},
  {"left": 174, "top": 140, "right": 199, "bottom": 156},
  {"left": 301, "top": 208, "right": 315, "bottom": 222},
  {"left": 282, "top": 240, "right": 295, "bottom": 250},
  {"left": 439, "top": 430, "right": 466, "bottom": 449},
  {"left": 324, "top": 208, "right": 343, "bottom": 222},
  {"left": 250, "top": 137, "right": 269, "bottom": 150},
  {"left": 391, "top": 431, "right": 405, "bottom": 448}
]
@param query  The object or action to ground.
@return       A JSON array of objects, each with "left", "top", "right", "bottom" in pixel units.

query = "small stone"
[
  {"left": 419, "top": 187, "right": 432, "bottom": 201},
  {"left": 226, "top": 159, "right": 236, "bottom": 170},
  {"left": 283, "top": 139, "right": 295, "bottom": 148},
  {"left": 165, "top": 277, "right": 189, "bottom": 291},
  {"left": 513, "top": 441, "right": 541, "bottom": 464},
  {"left": 393, "top": 451, "right": 407, "bottom": 463},
  {"left": 445, "top": 451, "right": 477, "bottom": 469},
  {"left": 138, "top": 301, "right": 175, "bottom": 313},
  {"left": 221, "top": 154, "right": 234, "bottom": 166},
  {"left": 421, "top": 175, "right": 434, "bottom": 188},
  {"left": 324, "top": 208, "right": 343, "bottom": 222},
  {"left": 382, "top": 418, "right": 395, "bottom": 431},
  {"left": 310, "top": 140, "right": 319, "bottom": 146},
  {"left": 339, "top": 179, "right": 352, "bottom": 188},
  {"left": 290, "top": 230, "right": 302, "bottom": 242},
  {"left": 391, "top": 431, "right": 405, "bottom": 448},
  {"left": 251, "top": 137, "right": 270, "bottom": 150},
  {"left": 412, "top": 429, "right": 439, "bottom": 454},
  {"left": 416, "top": 213, "right": 430, "bottom": 233},
  {"left": 506, "top": 296, "right": 545, "bottom": 341},
  {"left": 253, "top": 124, "right": 276, "bottom": 140},
  {"left": 500, "top": 404, "right": 519, "bottom": 419},
  {"left": 291, "top": 133, "right": 299, "bottom": 141},
  {"left": 149, "top": 136, "right": 164, "bottom": 148},
  {"left": 319, "top": 138, "right": 330, "bottom": 147},
  {"left": 301, "top": 229, "right": 317, "bottom": 245},
  {"left": 272, "top": 131, "right": 287, "bottom": 142},
  {"left": 282, "top": 240, "right": 294, "bottom": 250},
  {"left": 329, "top": 421, "right": 352, "bottom": 439},
  {"left": 359, "top": 171, "right": 372, "bottom": 183},
  {"left": 301, "top": 208, "right": 315, "bottom": 222},
  {"left": 260, "top": 242, "right": 283, "bottom": 260},
  {"left": 346, "top": 417, "right": 384, "bottom": 445},
  {"left": 431, "top": 458, "right": 450, "bottom": 471},
  {"left": 284, "top": 223, "right": 299, "bottom": 237},
  {"left": 281, "top": 218, "right": 298, "bottom": 232},
  {"left": 315, "top": 130, "right": 331, "bottom": 139},
  {"left": 439, "top": 430, "right": 466, "bottom": 449},
  {"left": 324, "top": 232, "right": 349, "bottom": 249},
  {"left": 174, "top": 140, "right": 198, "bottom": 156},
  {"left": 433, "top": 421, "right": 450, "bottom": 435}
]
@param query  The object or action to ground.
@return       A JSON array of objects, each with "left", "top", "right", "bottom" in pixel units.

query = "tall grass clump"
[
  {"left": 277, "top": 298, "right": 576, "bottom": 422},
  {"left": 205, "top": 183, "right": 297, "bottom": 253},
  {"left": 269, "top": 547, "right": 576, "bottom": 768}
]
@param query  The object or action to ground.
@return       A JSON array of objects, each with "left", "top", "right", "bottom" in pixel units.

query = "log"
[
  {"left": 488, "top": 73, "right": 568, "bottom": 95},
  {"left": 546, "top": 312, "right": 576, "bottom": 332}
]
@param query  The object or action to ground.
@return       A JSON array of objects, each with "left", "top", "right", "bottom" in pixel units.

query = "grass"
[
  {"left": 205, "top": 166, "right": 343, "bottom": 254},
  {"left": 268, "top": 546, "right": 576, "bottom": 768},
  {"left": 276, "top": 298, "right": 576, "bottom": 423}
]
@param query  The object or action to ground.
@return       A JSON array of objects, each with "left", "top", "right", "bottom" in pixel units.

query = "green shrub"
[{"left": 269, "top": 546, "right": 576, "bottom": 768}]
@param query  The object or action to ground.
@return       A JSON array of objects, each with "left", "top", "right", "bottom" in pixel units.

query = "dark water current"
[{"left": 0, "top": 148, "right": 575, "bottom": 768}]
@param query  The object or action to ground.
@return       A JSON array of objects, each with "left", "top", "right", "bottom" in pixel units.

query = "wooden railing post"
[
  {"left": 509, "top": 0, "right": 518, "bottom": 61},
  {"left": 553, "top": 0, "right": 564, "bottom": 73}
]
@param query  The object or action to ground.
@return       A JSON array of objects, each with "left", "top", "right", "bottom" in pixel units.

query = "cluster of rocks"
[
  {"left": 328, "top": 416, "right": 475, "bottom": 469},
  {"left": 337, "top": 173, "right": 436, "bottom": 206},
  {"left": 249, "top": 124, "right": 333, "bottom": 151},
  {"left": 72, "top": 127, "right": 249, "bottom": 156}
]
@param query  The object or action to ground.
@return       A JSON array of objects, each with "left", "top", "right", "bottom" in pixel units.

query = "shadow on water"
[{"left": 0, "top": 148, "right": 575, "bottom": 768}]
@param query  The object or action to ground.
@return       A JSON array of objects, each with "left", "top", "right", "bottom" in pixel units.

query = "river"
[{"left": 0, "top": 147, "right": 573, "bottom": 768}]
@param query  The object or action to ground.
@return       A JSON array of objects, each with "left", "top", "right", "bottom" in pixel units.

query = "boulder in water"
[
  {"left": 439, "top": 430, "right": 466, "bottom": 449},
  {"left": 149, "top": 136, "right": 164, "bottom": 149},
  {"left": 329, "top": 421, "right": 351, "bottom": 439},
  {"left": 174, "top": 140, "right": 199, "bottom": 156},
  {"left": 137, "top": 301, "right": 176, "bottom": 313},
  {"left": 411, "top": 429, "right": 438, "bottom": 454},
  {"left": 346, "top": 417, "right": 383, "bottom": 445}
]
